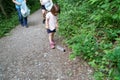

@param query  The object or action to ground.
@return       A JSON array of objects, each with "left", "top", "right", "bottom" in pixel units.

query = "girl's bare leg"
[{"left": 48, "top": 32, "right": 55, "bottom": 48}]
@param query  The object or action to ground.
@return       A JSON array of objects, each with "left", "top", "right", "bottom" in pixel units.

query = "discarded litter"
[{"left": 56, "top": 45, "right": 65, "bottom": 52}]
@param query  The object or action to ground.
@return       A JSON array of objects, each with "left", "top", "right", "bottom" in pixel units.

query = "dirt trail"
[{"left": 0, "top": 9, "right": 94, "bottom": 80}]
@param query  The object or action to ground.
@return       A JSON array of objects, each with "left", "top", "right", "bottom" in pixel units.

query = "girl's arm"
[
  {"left": 56, "top": 18, "right": 58, "bottom": 29},
  {"left": 56, "top": 22, "right": 58, "bottom": 29},
  {"left": 12, "top": 0, "right": 21, "bottom": 5},
  {"left": 45, "top": 18, "right": 49, "bottom": 29}
]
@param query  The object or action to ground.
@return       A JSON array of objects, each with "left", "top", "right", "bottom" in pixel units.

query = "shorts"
[
  {"left": 47, "top": 29, "right": 56, "bottom": 33},
  {"left": 41, "top": 5, "right": 46, "bottom": 10}
]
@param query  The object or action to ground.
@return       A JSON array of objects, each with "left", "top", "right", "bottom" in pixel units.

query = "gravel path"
[{"left": 0, "top": 9, "right": 94, "bottom": 80}]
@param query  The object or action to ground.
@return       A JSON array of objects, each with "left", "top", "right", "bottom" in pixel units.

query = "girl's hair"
[{"left": 51, "top": 4, "right": 60, "bottom": 15}]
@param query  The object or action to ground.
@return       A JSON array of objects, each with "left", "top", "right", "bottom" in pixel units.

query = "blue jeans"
[{"left": 16, "top": 8, "right": 28, "bottom": 26}]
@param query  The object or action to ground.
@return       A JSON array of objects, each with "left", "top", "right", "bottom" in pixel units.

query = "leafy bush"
[
  {"left": 57, "top": 0, "right": 120, "bottom": 79},
  {"left": 0, "top": 13, "right": 18, "bottom": 37}
]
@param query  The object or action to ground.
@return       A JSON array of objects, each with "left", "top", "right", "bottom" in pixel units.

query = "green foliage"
[
  {"left": 0, "top": 13, "right": 18, "bottom": 38},
  {"left": 27, "top": 0, "right": 40, "bottom": 13},
  {"left": 2, "top": 0, "right": 15, "bottom": 17},
  {"left": 57, "top": 0, "right": 120, "bottom": 79}
]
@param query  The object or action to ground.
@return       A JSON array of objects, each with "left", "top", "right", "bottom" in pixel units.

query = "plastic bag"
[{"left": 21, "top": 1, "right": 30, "bottom": 17}]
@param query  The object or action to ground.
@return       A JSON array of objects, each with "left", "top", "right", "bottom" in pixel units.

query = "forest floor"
[{"left": 0, "top": 9, "right": 94, "bottom": 80}]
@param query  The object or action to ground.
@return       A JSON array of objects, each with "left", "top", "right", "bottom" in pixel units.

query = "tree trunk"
[{"left": 0, "top": 0, "right": 7, "bottom": 18}]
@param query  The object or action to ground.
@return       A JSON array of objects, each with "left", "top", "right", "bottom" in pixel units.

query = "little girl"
[{"left": 45, "top": 4, "right": 60, "bottom": 49}]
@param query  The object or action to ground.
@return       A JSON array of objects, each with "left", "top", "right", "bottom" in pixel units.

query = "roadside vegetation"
[
  {"left": 1, "top": 0, "right": 120, "bottom": 80},
  {"left": 57, "top": 0, "right": 120, "bottom": 80}
]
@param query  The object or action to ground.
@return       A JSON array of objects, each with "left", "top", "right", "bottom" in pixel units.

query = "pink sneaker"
[
  {"left": 50, "top": 43, "right": 55, "bottom": 49},
  {"left": 52, "top": 40, "right": 55, "bottom": 45}
]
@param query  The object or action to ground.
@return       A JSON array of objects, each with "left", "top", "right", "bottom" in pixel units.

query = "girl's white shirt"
[{"left": 46, "top": 12, "right": 57, "bottom": 31}]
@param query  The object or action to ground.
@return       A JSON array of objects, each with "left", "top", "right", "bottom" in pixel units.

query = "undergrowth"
[{"left": 57, "top": 0, "right": 120, "bottom": 79}]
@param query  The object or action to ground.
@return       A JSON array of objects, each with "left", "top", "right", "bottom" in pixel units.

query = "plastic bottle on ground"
[{"left": 56, "top": 45, "right": 65, "bottom": 52}]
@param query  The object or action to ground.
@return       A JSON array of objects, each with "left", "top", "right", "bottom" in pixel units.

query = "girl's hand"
[
  {"left": 56, "top": 23, "right": 58, "bottom": 30},
  {"left": 45, "top": 25, "right": 49, "bottom": 29},
  {"left": 56, "top": 26, "right": 59, "bottom": 31}
]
